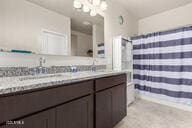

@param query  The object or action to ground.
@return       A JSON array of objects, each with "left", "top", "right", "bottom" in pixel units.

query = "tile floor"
[{"left": 115, "top": 99, "right": 192, "bottom": 128}]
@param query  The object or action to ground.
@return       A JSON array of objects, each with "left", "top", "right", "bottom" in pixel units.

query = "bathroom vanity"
[
  {"left": 0, "top": 72, "right": 127, "bottom": 128},
  {"left": 0, "top": 0, "right": 131, "bottom": 127}
]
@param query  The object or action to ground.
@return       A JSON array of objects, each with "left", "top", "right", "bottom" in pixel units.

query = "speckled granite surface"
[
  {"left": 0, "top": 65, "right": 106, "bottom": 77},
  {"left": 0, "top": 70, "right": 131, "bottom": 95}
]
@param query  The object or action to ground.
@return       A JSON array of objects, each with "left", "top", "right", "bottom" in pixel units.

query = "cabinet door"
[
  {"left": 56, "top": 95, "right": 93, "bottom": 128},
  {"left": 112, "top": 84, "right": 127, "bottom": 126},
  {"left": 95, "top": 89, "right": 112, "bottom": 128},
  {"left": 0, "top": 109, "right": 55, "bottom": 128}
]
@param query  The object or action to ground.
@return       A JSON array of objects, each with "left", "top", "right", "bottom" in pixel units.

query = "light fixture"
[
  {"left": 90, "top": 10, "right": 97, "bottom": 16},
  {"left": 83, "top": 5, "right": 90, "bottom": 13},
  {"left": 100, "top": 1, "right": 107, "bottom": 11},
  {"left": 73, "top": 0, "right": 82, "bottom": 9},
  {"left": 73, "top": 0, "right": 107, "bottom": 16},
  {"left": 92, "top": 0, "right": 101, "bottom": 6}
]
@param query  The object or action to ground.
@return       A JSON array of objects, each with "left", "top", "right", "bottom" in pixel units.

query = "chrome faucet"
[
  {"left": 70, "top": 66, "right": 78, "bottom": 73},
  {"left": 38, "top": 57, "right": 46, "bottom": 74},
  {"left": 39, "top": 57, "right": 46, "bottom": 67},
  {"left": 33, "top": 57, "right": 46, "bottom": 75},
  {"left": 92, "top": 59, "right": 97, "bottom": 71}
]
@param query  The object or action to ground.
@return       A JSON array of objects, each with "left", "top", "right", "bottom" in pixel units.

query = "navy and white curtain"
[{"left": 132, "top": 26, "right": 192, "bottom": 105}]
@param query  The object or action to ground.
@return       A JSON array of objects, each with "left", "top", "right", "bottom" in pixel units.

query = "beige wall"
[
  {"left": 139, "top": 3, "right": 192, "bottom": 34},
  {"left": 105, "top": 0, "right": 138, "bottom": 69},
  {"left": 0, "top": 0, "right": 71, "bottom": 54}
]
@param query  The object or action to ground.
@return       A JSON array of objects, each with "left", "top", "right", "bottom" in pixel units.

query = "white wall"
[
  {"left": 105, "top": 0, "right": 138, "bottom": 69},
  {"left": 139, "top": 3, "right": 192, "bottom": 34},
  {"left": 71, "top": 31, "right": 93, "bottom": 57},
  {"left": 0, "top": 0, "right": 71, "bottom": 54}
]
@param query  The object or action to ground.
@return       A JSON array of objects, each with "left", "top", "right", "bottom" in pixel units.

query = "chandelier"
[{"left": 73, "top": 0, "right": 107, "bottom": 16}]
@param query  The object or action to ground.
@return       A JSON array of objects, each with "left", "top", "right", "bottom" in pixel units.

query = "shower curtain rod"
[
  {"left": 159, "top": 24, "right": 192, "bottom": 32},
  {"left": 140, "top": 24, "right": 192, "bottom": 35},
  {"left": 122, "top": 38, "right": 132, "bottom": 43}
]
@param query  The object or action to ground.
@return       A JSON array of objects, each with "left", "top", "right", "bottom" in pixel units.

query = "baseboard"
[{"left": 138, "top": 95, "right": 192, "bottom": 112}]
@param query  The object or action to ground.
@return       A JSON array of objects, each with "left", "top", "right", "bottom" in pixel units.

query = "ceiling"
[
  {"left": 27, "top": 0, "right": 104, "bottom": 35},
  {"left": 26, "top": 0, "right": 192, "bottom": 24},
  {"left": 113, "top": 0, "right": 192, "bottom": 19}
]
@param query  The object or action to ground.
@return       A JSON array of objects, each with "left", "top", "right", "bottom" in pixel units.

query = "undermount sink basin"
[{"left": 19, "top": 74, "right": 64, "bottom": 81}]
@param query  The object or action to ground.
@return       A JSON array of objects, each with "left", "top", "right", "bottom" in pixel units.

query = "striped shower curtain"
[{"left": 132, "top": 26, "right": 192, "bottom": 105}]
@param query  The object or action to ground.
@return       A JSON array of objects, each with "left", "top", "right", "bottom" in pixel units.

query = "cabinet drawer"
[
  {"left": 0, "top": 81, "right": 93, "bottom": 125},
  {"left": 95, "top": 74, "right": 126, "bottom": 91},
  {"left": 0, "top": 109, "right": 55, "bottom": 128}
]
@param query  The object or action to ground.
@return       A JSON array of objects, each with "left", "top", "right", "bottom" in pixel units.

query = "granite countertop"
[{"left": 0, "top": 70, "right": 131, "bottom": 95}]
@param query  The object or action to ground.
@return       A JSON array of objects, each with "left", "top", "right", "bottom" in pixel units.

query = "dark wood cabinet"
[
  {"left": 0, "top": 81, "right": 93, "bottom": 125},
  {"left": 56, "top": 95, "right": 93, "bottom": 128},
  {"left": 0, "top": 74, "right": 127, "bottom": 128},
  {"left": 0, "top": 109, "right": 55, "bottom": 128},
  {"left": 95, "top": 81, "right": 127, "bottom": 128},
  {"left": 96, "top": 89, "right": 112, "bottom": 128},
  {"left": 112, "top": 84, "right": 127, "bottom": 126},
  {"left": 1, "top": 96, "right": 94, "bottom": 128}
]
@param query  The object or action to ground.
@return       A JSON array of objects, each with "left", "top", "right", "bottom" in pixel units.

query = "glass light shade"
[
  {"left": 73, "top": 0, "right": 82, "bottom": 9},
  {"left": 100, "top": 1, "right": 107, "bottom": 11},
  {"left": 92, "top": 0, "right": 100, "bottom": 6},
  {"left": 83, "top": 5, "right": 90, "bottom": 13},
  {"left": 90, "top": 10, "right": 97, "bottom": 16}
]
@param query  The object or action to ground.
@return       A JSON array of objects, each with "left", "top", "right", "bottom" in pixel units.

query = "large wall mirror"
[{"left": 0, "top": 0, "right": 105, "bottom": 58}]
